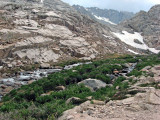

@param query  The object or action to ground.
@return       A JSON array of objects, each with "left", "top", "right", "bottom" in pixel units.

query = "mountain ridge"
[{"left": 73, "top": 5, "right": 135, "bottom": 25}]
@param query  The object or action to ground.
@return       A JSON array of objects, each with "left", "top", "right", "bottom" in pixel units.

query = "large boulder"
[
  {"left": 78, "top": 78, "right": 107, "bottom": 91},
  {"left": 40, "top": 63, "right": 51, "bottom": 69}
]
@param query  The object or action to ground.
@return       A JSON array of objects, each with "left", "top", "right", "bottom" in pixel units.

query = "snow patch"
[
  {"left": 94, "top": 15, "right": 117, "bottom": 25},
  {"left": 41, "top": 0, "right": 44, "bottom": 3},
  {"left": 112, "top": 31, "right": 160, "bottom": 54},
  {"left": 128, "top": 49, "right": 139, "bottom": 54}
]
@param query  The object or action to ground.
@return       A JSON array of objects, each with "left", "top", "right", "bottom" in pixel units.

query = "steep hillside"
[
  {"left": 0, "top": 0, "right": 140, "bottom": 76},
  {"left": 120, "top": 5, "right": 160, "bottom": 50}
]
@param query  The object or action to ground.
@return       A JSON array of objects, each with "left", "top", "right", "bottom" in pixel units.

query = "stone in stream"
[
  {"left": 18, "top": 75, "right": 31, "bottom": 81},
  {"left": 78, "top": 78, "right": 107, "bottom": 91}
]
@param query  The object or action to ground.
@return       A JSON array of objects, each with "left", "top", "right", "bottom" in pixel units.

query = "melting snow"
[
  {"left": 112, "top": 31, "right": 160, "bottom": 54},
  {"left": 41, "top": 0, "right": 44, "bottom": 3},
  {"left": 128, "top": 49, "right": 139, "bottom": 54},
  {"left": 94, "top": 15, "right": 117, "bottom": 25}
]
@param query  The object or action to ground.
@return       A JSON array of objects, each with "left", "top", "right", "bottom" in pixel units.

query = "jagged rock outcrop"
[{"left": 73, "top": 5, "right": 135, "bottom": 25}]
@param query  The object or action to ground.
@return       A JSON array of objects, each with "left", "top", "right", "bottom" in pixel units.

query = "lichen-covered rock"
[{"left": 78, "top": 79, "right": 107, "bottom": 91}]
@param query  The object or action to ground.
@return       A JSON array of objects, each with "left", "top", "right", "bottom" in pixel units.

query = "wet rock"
[
  {"left": 66, "top": 97, "right": 82, "bottom": 104},
  {"left": 78, "top": 78, "right": 107, "bottom": 91},
  {"left": 109, "top": 75, "right": 115, "bottom": 80},
  {"left": 123, "top": 63, "right": 131, "bottom": 68},
  {"left": 2, "top": 78, "right": 15, "bottom": 86},
  {"left": 18, "top": 75, "right": 31, "bottom": 81}
]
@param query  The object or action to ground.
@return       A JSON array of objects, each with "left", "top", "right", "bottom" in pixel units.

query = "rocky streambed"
[
  {"left": 0, "top": 62, "right": 92, "bottom": 101},
  {"left": 0, "top": 62, "right": 137, "bottom": 101}
]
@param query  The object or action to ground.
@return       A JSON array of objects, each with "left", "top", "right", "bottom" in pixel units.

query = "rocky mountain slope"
[
  {"left": 73, "top": 5, "right": 135, "bottom": 25},
  {"left": 0, "top": 0, "right": 140, "bottom": 75},
  {"left": 0, "top": 0, "right": 159, "bottom": 77},
  {"left": 120, "top": 5, "right": 160, "bottom": 50}
]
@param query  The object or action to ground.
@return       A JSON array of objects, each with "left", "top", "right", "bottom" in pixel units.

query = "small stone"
[
  {"left": 41, "top": 91, "right": 53, "bottom": 96},
  {"left": 126, "top": 94, "right": 132, "bottom": 97},
  {"left": 55, "top": 86, "right": 65, "bottom": 91},
  {"left": 116, "top": 86, "right": 120, "bottom": 90},
  {"left": 92, "top": 100, "right": 105, "bottom": 105},
  {"left": 66, "top": 97, "right": 82, "bottom": 104},
  {"left": 72, "top": 70, "right": 77, "bottom": 72},
  {"left": 0, "top": 66, "right": 3, "bottom": 70},
  {"left": 7, "top": 64, "right": 13, "bottom": 68},
  {"left": 86, "top": 96, "right": 92, "bottom": 100},
  {"left": 113, "top": 69, "right": 119, "bottom": 74}
]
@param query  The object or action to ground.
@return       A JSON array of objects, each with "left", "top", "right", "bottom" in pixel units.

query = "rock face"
[
  {"left": 59, "top": 88, "right": 160, "bottom": 120},
  {"left": 73, "top": 5, "right": 135, "bottom": 25},
  {"left": 120, "top": 5, "right": 160, "bottom": 50}
]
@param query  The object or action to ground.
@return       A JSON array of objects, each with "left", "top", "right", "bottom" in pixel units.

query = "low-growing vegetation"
[{"left": 0, "top": 54, "right": 160, "bottom": 119}]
